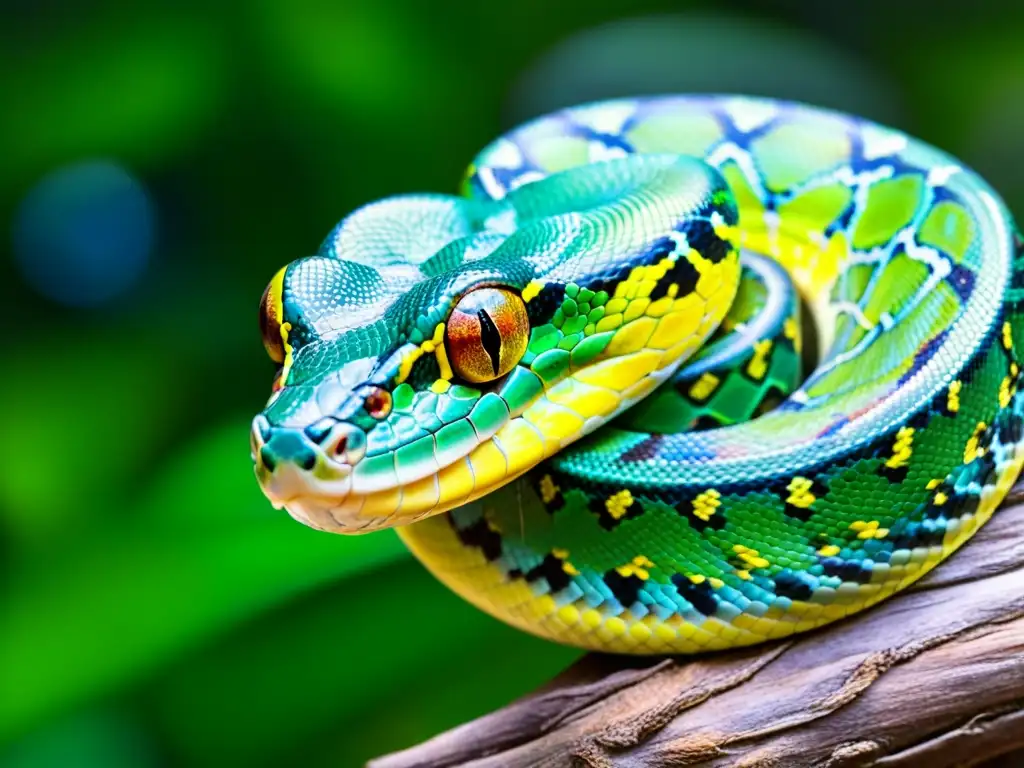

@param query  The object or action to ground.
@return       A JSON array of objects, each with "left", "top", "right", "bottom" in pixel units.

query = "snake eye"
[
  {"left": 359, "top": 385, "right": 392, "bottom": 420},
  {"left": 446, "top": 287, "right": 529, "bottom": 384},
  {"left": 259, "top": 267, "right": 287, "bottom": 364}
]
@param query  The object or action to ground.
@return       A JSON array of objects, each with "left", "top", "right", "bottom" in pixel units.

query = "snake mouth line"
[
  {"left": 259, "top": 229, "right": 737, "bottom": 534},
  {"left": 278, "top": 393, "right": 520, "bottom": 533},
  {"left": 276, "top": 439, "right": 494, "bottom": 534},
  {"left": 251, "top": 374, "right": 519, "bottom": 532},
  {"left": 278, "top": 339, "right": 696, "bottom": 533}
]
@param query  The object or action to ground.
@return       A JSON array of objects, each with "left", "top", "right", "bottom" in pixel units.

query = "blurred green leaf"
[
  {"left": 0, "top": 710, "right": 155, "bottom": 768},
  {"left": 0, "top": 14, "right": 224, "bottom": 189},
  {"left": 0, "top": 328, "right": 187, "bottom": 546},
  {"left": 507, "top": 12, "right": 904, "bottom": 127},
  {"left": 253, "top": 0, "right": 459, "bottom": 121},
  {"left": 149, "top": 558, "right": 578, "bottom": 766},
  {"left": 891, "top": 23, "right": 1024, "bottom": 146},
  {"left": 894, "top": 23, "right": 1024, "bottom": 216},
  {"left": 248, "top": 0, "right": 490, "bottom": 202},
  {"left": 0, "top": 419, "right": 408, "bottom": 743}
]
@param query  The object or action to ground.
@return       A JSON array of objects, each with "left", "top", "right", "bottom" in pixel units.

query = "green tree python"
[{"left": 251, "top": 95, "right": 1024, "bottom": 654}]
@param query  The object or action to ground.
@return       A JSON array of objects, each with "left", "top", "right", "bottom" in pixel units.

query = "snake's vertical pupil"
[
  {"left": 446, "top": 287, "right": 530, "bottom": 383},
  {"left": 476, "top": 309, "right": 503, "bottom": 376}
]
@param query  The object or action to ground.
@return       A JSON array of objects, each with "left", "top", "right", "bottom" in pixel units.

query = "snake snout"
[{"left": 251, "top": 414, "right": 365, "bottom": 509}]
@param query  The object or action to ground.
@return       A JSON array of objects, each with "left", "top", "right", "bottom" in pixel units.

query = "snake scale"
[{"left": 251, "top": 95, "right": 1024, "bottom": 654}]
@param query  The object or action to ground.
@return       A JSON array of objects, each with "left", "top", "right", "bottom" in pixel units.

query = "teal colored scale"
[{"left": 251, "top": 94, "right": 1024, "bottom": 654}]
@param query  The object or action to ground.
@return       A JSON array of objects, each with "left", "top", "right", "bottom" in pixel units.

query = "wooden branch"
[{"left": 370, "top": 484, "right": 1024, "bottom": 768}]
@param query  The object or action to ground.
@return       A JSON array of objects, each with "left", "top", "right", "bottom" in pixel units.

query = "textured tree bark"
[{"left": 370, "top": 483, "right": 1024, "bottom": 768}]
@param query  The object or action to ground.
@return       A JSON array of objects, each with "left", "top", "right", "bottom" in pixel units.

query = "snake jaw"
[
  {"left": 251, "top": 413, "right": 365, "bottom": 515},
  {"left": 269, "top": 381, "right": 539, "bottom": 533}
]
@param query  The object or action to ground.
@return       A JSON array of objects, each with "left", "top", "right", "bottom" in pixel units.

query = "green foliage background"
[{"left": 2, "top": 0, "right": 1024, "bottom": 765}]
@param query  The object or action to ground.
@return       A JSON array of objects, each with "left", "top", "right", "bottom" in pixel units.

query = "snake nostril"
[
  {"left": 332, "top": 434, "right": 348, "bottom": 458},
  {"left": 300, "top": 452, "right": 316, "bottom": 471},
  {"left": 325, "top": 423, "right": 366, "bottom": 465}
]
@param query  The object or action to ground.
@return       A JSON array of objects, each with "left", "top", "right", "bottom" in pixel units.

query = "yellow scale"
[
  {"left": 397, "top": 200, "right": 1024, "bottom": 653},
  {"left": 355, "top": 245, "right": 742, "bottom": 526}
]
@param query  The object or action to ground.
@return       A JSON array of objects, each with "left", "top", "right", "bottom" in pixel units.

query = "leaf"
[
  {"left": 0, "top": 330, "right": 186, "bottom": 546},
  {"left": 0, "top": 15, "right": 224, "bottom": 188},
  {"left": 0, "top": 709, "right": 157, "bottom": 768},
  {"left": 147, "top": 558, "right": 579, "bottom": 766},
  {"left": 0, "top": 419, "right": 408, "bottom": 744}
]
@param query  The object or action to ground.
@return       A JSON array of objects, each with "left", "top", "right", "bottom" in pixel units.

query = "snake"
[{"left": 251, "top": 95, "right": 1024, "bottom": 654}]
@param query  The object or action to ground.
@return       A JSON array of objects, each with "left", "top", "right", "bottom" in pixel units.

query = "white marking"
[
  {"left": 464, "top": 456, "right": 478, "bottom": 498},
  {"left": 832, "top": 301, "right": 875, "bottom": 330},
  {"left": 789, "top": 163, "right": 893, "bottom": 202},
  {"left": 587, "top": 141, "right": 629, "bottom": 162},
  {"left": 861, "top": 125, "right": 908, "bottom": 160},
  {"left": 844, "top": 165, "right": 896, "bottom": 213},
  {"left": 507, "top": 170, "right": 547, "bottom": 191},
  {"left": 899, "top": 226, "right": 951, "bottom": 280},
  {"left": 284, "top": 500, "right": 311, "bottom": 526},
  {"left": 487, "top": 138, "right": 525, "bottom": 169},
  {"left": 805, "top": 156, "right": 967, "bottom": 402},
  {"left": 927, "top": 164, "right": 961, "bottom": 187},
  {"left": 571, "top": 101, "right": 637, "bottom": 135},
  {"left": 762, "top": 210, "right": 782, "bottom": 251},
  {"left": 477, "top": 166, "right": 509, "bottom": 200},
  {"left": 807, "top": 229, "right": 828, "bottom": 248},
  {"left": 705, "top": 142, "right": 770, "bottom": 201},
  {"left": 789, "top": 389, "right": 809, "bottom": 405},
  {"left": 667, "top": 230, "right": 690, "bottom": 254},
  {"left": 722, "top": 97, "right": 778, "bottom": 133}
]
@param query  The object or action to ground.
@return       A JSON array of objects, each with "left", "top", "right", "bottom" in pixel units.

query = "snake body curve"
[{"left": 252, "top": 95, "right": 1024, "bottom": 653}]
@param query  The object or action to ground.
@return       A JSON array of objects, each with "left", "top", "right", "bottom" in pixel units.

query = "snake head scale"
[{"left": 251, "top": 155, "right": 740, "bottom": 533}]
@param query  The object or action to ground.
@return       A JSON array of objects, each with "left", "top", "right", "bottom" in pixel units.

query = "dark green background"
[{"left": 2, "top": 1, "right": 1023, "bottom": 765}]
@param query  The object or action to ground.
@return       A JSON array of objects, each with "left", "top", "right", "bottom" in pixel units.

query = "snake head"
[{"left": 251, "top": 156, "right": 740, "bottom": 533}]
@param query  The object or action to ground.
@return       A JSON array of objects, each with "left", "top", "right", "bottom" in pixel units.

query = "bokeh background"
[{"left": 3, "top": 1, "right": 1024, "bottom": 765}]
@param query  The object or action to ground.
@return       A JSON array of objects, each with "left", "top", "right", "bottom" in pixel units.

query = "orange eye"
[
  {"left": 259, "top": 267, "right": 287, "bottom": 364},
  {"left": 445, "top": 287, "right": 529, "bottom": 384}
]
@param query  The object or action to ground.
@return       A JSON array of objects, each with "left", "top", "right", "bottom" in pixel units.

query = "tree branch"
[{"left": 371, "top": 485, "right": 1024, "bottom": 768}]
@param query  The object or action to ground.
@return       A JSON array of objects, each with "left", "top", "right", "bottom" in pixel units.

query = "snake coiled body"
[{"left": 252, "top": 96, "right": 1024, "bottom": 653}]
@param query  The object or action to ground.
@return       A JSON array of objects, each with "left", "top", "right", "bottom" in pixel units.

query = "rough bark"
[{"left": 370, "top": 483, "right": 1024, "bottom": 768}]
